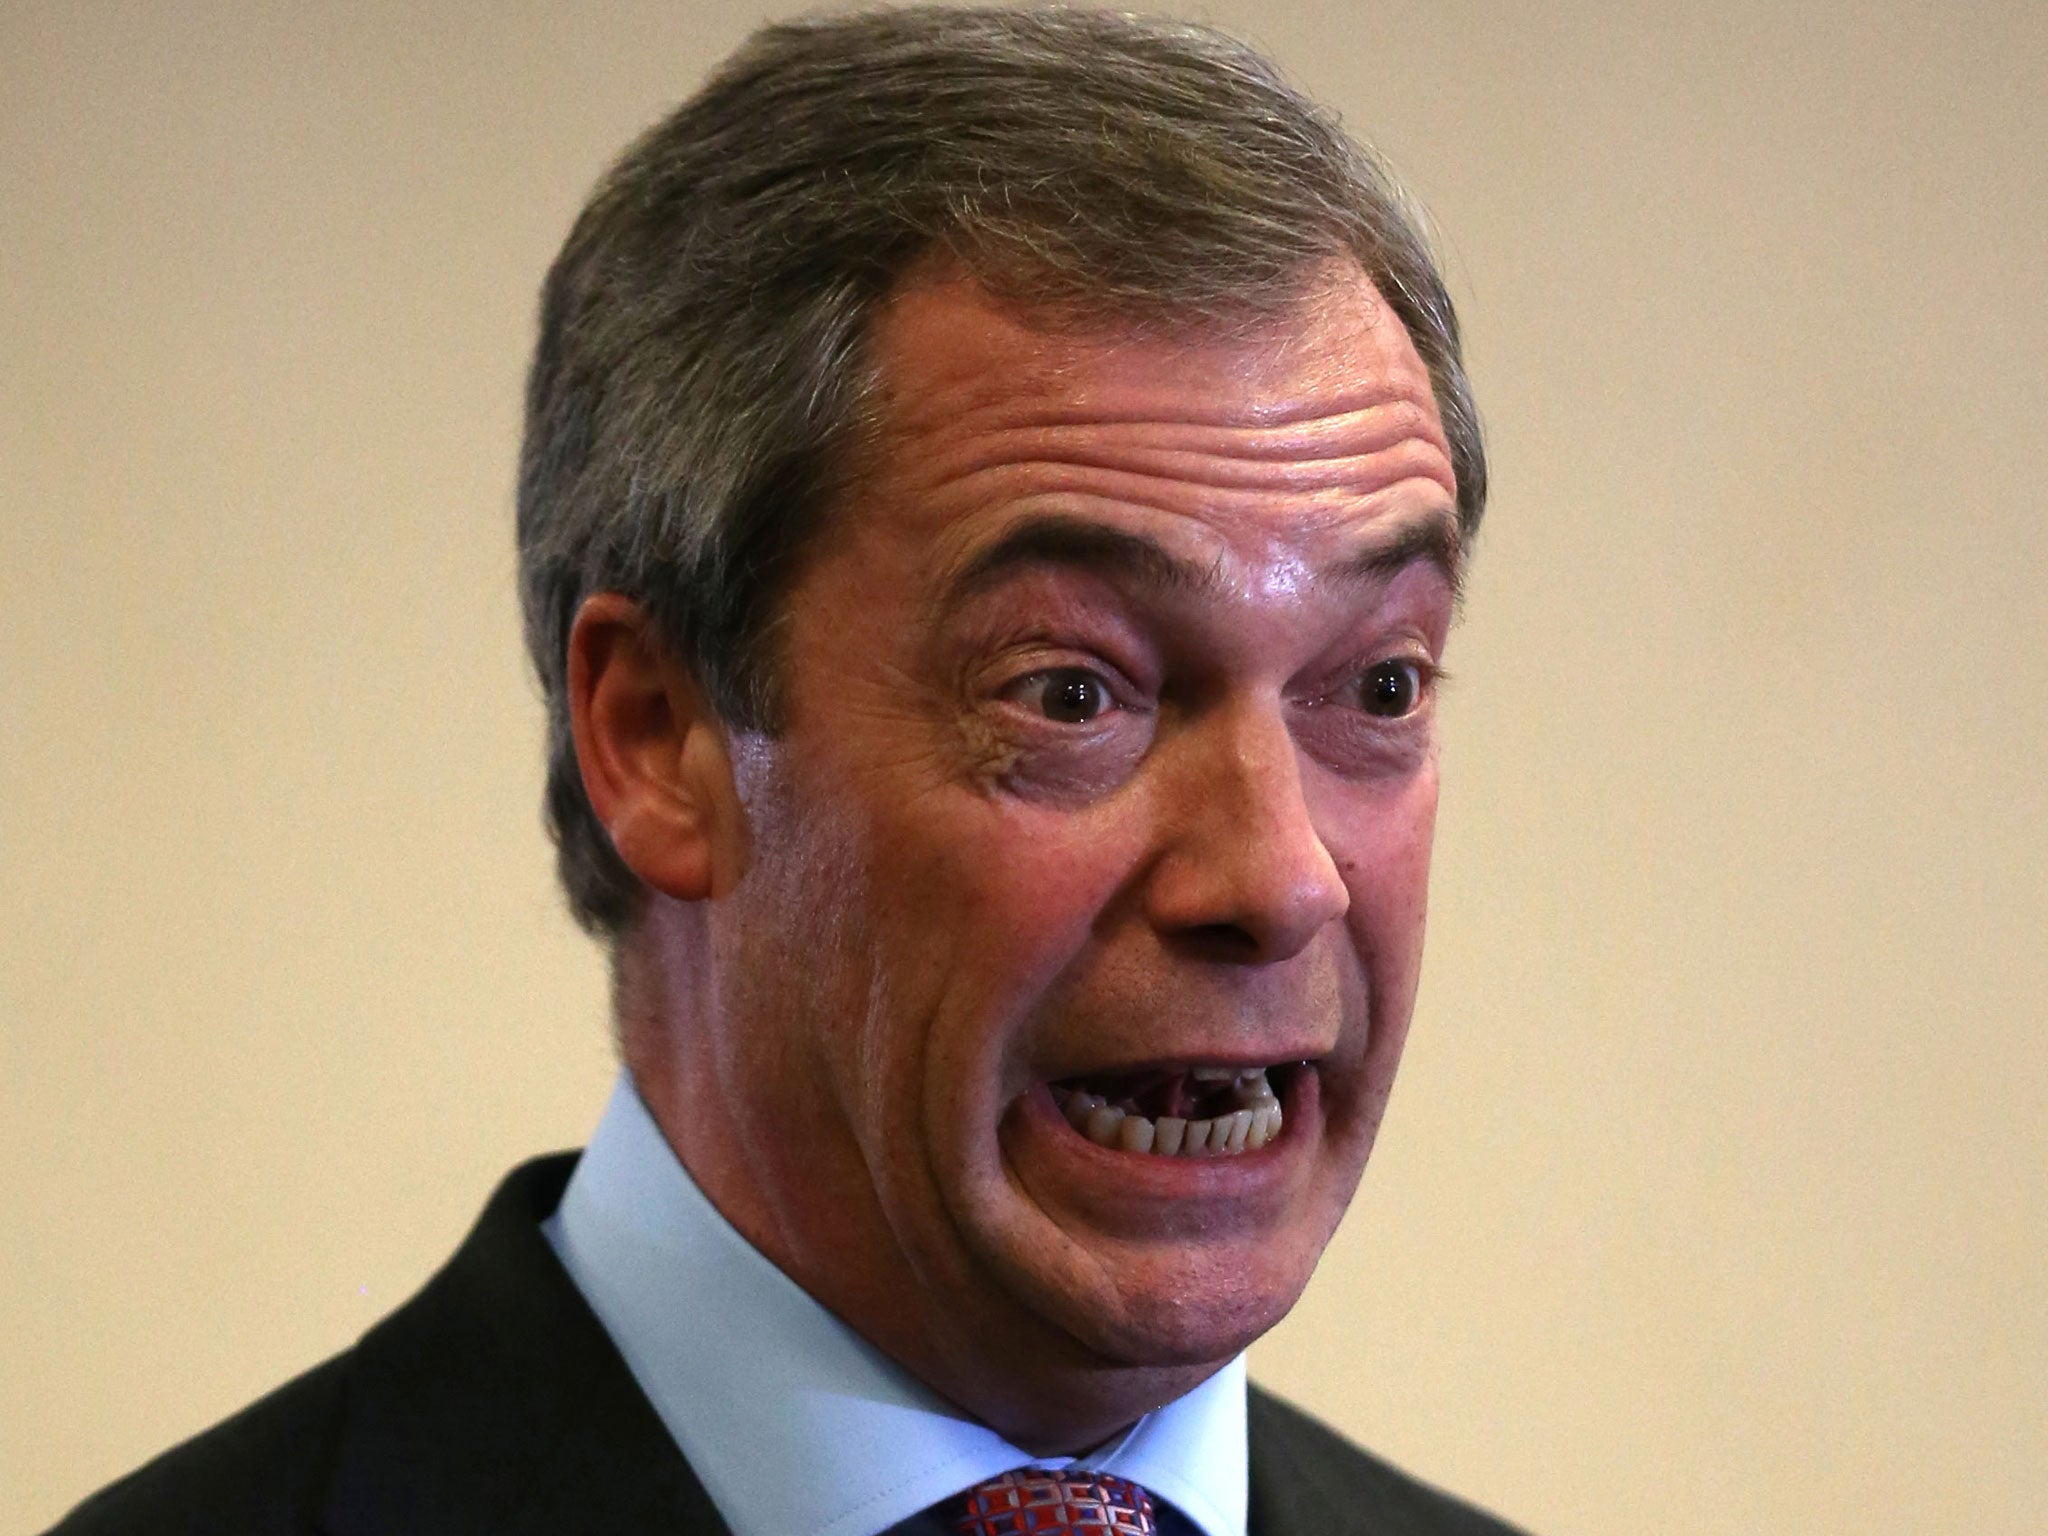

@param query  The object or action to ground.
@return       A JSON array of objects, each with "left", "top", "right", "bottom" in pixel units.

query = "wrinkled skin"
[{"left": 574, "top": 262, "right": 1462, "bottom": 1452}]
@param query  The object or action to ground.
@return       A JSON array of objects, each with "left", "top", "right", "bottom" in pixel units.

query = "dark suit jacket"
[{"left": 47, "top": 1156, "right": 1527, "bottom": 1536}]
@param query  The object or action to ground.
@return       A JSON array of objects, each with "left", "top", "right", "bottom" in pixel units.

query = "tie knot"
[{"left": 952, "top": 1468, "right": 1157, "bottom": 1534}]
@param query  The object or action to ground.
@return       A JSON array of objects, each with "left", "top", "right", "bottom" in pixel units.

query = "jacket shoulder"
[
  {"left": 43, "top": 1353, "right": 351, "bottom": 1536},
  {"left": 1247, "top": 1386, "right": 1531, "bottom": 1536},
  {"left": 38, "top": 1155, "right": 719, "bottom": 1536}
]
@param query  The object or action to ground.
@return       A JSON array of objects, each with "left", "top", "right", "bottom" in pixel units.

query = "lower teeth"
[{"left": 1054, "top": 1069, "right": 1285, "bottom": 1156}]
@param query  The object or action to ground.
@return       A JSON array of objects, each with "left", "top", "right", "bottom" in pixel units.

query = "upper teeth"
[{"left": 1054, "top": 1067, "right": 1284, "bottom": 1157}]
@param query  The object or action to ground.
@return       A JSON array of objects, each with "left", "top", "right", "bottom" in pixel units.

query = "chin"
[
  {"left": 1084, "top": 1284, "right": 1307, "bottom": 1371},
  {"left": 996, "top": 1223, "right": 1331, "bottom": 1372}
]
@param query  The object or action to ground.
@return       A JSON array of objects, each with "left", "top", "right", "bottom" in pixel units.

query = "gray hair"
[{"left": 517, "top": 4, "right": 1488, "bottom": 939}]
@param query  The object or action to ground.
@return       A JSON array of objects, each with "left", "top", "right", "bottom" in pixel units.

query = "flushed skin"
[{"left": 571, "top": 263, "right": 1462, "bottom": 1453}]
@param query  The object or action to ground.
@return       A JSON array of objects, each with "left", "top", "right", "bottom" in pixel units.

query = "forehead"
[{"left": 843, "top": 265, "right": 1459, "bottom": 594}]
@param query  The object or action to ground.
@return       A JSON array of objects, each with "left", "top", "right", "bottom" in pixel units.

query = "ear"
[{"left": 566, "top": 593, "right": 745, "bottom": 903}]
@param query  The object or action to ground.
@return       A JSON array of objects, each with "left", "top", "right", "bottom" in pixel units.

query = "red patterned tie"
[{"left": 951, "top": 1468, "right": 1157, "bottom": 1535}]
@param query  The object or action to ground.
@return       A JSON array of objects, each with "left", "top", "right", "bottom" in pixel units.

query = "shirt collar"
[{"left": 543, "top": 1074, "right": 1247, "bottom": 1536}]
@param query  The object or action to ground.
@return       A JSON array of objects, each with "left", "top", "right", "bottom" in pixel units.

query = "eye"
[
  {"left": 1007, "top": 667, "right": 1116, "bottom": 724},
  {"left": 1358, "top": 659, "right": 1428, "bottom": 718}
]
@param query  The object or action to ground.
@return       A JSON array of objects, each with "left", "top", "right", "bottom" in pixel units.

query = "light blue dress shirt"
[{"left": 543, "top": 1075, "right": 1248, "bottom": 1536}]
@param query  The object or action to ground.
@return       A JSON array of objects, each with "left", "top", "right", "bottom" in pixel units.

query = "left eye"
[
  {"left": 1358, "top": 660, "right": 1427, "bottom": 718},
  {"left": 1008, "top": 668, "right": 1115, "bottom": 724}
]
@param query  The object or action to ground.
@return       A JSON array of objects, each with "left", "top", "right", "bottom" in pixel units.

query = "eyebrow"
[
  {"left": 941, "top": 508, "right": 1463, "bottom": 610},
  {"left": 1328, "top": 512, "right": 1465, "bottom": 598}
]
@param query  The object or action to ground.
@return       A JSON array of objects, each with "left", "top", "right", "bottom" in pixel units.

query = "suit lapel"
[
  {"left": 318, "top": 1155, "right": 734, "bottom": 1536},
  {"left": 1247, "top": 1386, "right": 1361, "bottom": 1536}
]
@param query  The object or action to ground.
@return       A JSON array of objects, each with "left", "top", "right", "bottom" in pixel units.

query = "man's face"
[{"left": 688, "top": 264, "right": 1459, "bottom": 1416}]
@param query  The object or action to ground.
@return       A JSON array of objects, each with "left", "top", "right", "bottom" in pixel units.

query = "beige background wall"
[{"left": 5, "top": 1, "right": 2043, "bottom": 1530}]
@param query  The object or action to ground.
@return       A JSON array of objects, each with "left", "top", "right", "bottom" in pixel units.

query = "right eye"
[{"left": 1006, "top": 668, "right": 1116, "bottom": 724}]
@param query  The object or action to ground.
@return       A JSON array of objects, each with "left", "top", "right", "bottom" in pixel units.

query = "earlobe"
[{"left": 566, "top": 594, "right": 743, "bottom": 903}]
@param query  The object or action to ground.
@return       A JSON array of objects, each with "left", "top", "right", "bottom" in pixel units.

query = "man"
[{"left": 52, "top": 8, "right": 1519, "bottom": 1533}]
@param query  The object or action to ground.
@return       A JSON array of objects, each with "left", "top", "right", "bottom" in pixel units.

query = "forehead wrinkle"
[
  {"left": 1062, "top": 439, "right": 1447, "bottom": 499},
  {"left": 906, "top": 427, "right": 1454, "bottom": 504},
  {"left": 874, "top": 258, "right": 1428, "bottom": 419},
  {"left": 876, "top": 306, "right": 1448, "bottom": 468},
  {"left": 894, "top": 374, "right": 1447, "bottom": 464},
  {"left": 861, "top": 266, "right": 1465, "bottom": 620},
  {"left": 913, "top": 456, "right": 1457, "bottom": 551},
  {"left": 877, "top": 361, "right": 1454, "bottom": 520},
  {"left": 895, "top": 370, "right": 1441, "bottom": 434}
]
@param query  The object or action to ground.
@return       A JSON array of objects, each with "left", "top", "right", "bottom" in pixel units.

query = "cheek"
[
  {"left": 876, "top": 795, "right": 1143, "bottom": 1059},
  {"left": 953, "top": 803, "right": 1135, "bottom": 967},
  {"left": 1321, "top": 771, "right": 1439, "bottom": 1120},
  {"left": 1331, "top": 766, "right": 1440, "bottom": 969}
]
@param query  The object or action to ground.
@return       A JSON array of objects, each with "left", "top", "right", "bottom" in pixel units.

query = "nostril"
[{"left": 1170, "top": 922, "right": 1265, "bottom": 963}]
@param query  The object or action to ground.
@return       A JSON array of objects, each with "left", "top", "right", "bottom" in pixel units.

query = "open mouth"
[{"left": 1049, "top": 1063, "right": 1300, "bottom": 1157}]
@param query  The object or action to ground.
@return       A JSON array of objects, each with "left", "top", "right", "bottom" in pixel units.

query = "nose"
[{"left": 1141, "top": 702, "right": 1349, "bottom": 962}]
